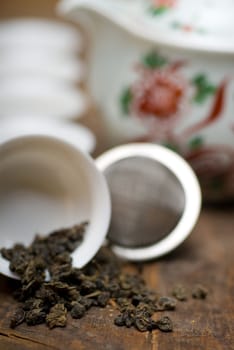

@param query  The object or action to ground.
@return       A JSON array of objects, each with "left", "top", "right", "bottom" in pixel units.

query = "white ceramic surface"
[
  {"left": 59, "top": 0, "right": 234, "bottom": 202},
  {"left": 0, "top": 136, "right": 111, "bottom": 279},
  {"left": 59, "top": 0, "right": 234, "bottom": 52},
  {"left": 0, "top": 117, "right": 96, "bottom": 153},
  {"left": 0, "top": 50, "right": 86, "bottom": 83},
  {"left": 0, "top": 18, "right": 83, "bottom": 53},
  {"left": 0, "top": 77, "right": 87, "bottom": 119}
]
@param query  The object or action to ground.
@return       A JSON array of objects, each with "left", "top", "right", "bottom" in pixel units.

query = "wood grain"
[{"left": 0, "top": 208, "right": 234, "bottom": 350}]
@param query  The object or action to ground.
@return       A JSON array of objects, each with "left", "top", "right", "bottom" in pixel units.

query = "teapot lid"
[{"left": 59, "top": 0, "right": 234, "bottom": 53}]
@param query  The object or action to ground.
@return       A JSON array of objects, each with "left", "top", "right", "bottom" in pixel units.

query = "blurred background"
[
  {"left": 1, "top": 0, "right": 234, "bottom": 203},
  {"left": 0, "top": 0, "right": 107, "bottom": 156}
]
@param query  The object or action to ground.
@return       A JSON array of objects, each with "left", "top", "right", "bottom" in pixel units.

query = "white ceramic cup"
[
  {"left": 0, "top": 49, "right": 86, "bottom": 83},
  {"left": 0, "top": 77, "right": 87, "bottom": 120},
  {"left": 0, "top": 135, "right": 111, "bottom": 279},
  {"left": 0, "top": 116, "right": 96, "bottom": 154},
  {"left": 0, "top": 18, "right": 83, "bottom": 54}
]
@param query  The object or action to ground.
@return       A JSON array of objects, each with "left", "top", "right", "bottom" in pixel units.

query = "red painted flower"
[
  {"left": 132, "top": 67, "right": 186, "bottom": 120},
  {"left": 151, "top": 0, "right": 176, "bottom": 8}
]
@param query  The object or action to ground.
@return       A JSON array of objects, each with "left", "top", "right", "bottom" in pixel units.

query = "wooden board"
[{"left": 0, "top": 208, "right": 234, "bottom": 350}]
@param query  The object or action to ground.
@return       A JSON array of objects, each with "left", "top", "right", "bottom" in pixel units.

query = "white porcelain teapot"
[{"left": 59, "top": 0, "right": 234, "bottom": 202}]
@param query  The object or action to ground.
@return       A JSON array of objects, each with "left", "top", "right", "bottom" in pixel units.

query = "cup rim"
[
  {"left": 0, "top": 116, "right": 96, "bottom": 154},
  {"left": 0, "top": 17, "right": 83, "bottom": 53}
]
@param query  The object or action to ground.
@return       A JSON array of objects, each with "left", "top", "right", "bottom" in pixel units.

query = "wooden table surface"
[{"left": 0, "top": 207, "right": 234, "bottom": 350}]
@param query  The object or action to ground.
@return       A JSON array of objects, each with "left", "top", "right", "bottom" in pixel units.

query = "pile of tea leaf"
[{"left": 1, "top": 223, "right": 207, "bottom": 332}]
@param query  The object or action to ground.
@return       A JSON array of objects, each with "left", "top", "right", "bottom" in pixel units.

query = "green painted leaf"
[
  {"left": 192, "top": 74, "right": 216, "bottom": 104},
  {"left": 189, "top": 136, "right": 204, "bottom": 149},
  {"left": 142, "top": 51, "right": 167, "bottom": 69},
  {"left": 194, "top": 86, "right": 217, "bottom": 103},
  {"left": 149, "top": 6, "right": 168, "bottom": 16},
  {"left": 163, "top": 142, "right": 179, "bottom": 153},
  {"left": 192, "top": 74, "right": 206, "bottom": 86},
  {"left": 120, "top": 87, "right": 132, "bottom": 115}
]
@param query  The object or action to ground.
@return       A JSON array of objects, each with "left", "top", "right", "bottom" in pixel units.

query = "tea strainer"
[{"left": 96, "top": 143, "right": 201, "bottom": 261}]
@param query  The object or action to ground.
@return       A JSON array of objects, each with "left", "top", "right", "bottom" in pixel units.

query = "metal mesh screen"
[{"left": 104, "top": 156, "right": 185, "bottom": 248}]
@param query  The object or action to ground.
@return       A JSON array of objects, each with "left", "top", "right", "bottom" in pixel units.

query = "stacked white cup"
[{"left": 0, "top": 18, "right": 96, "bottom": 154}]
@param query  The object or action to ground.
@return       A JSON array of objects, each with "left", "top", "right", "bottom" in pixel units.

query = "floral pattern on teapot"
[
  {"left": 148, "top": 0, "right": 176, "bottom": 15},
  {"left": 147, "top": 0, "right": 206, "bottom": 34},
  {"left": 119, "top": 51, "right": 234, "bottom": 201}
]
